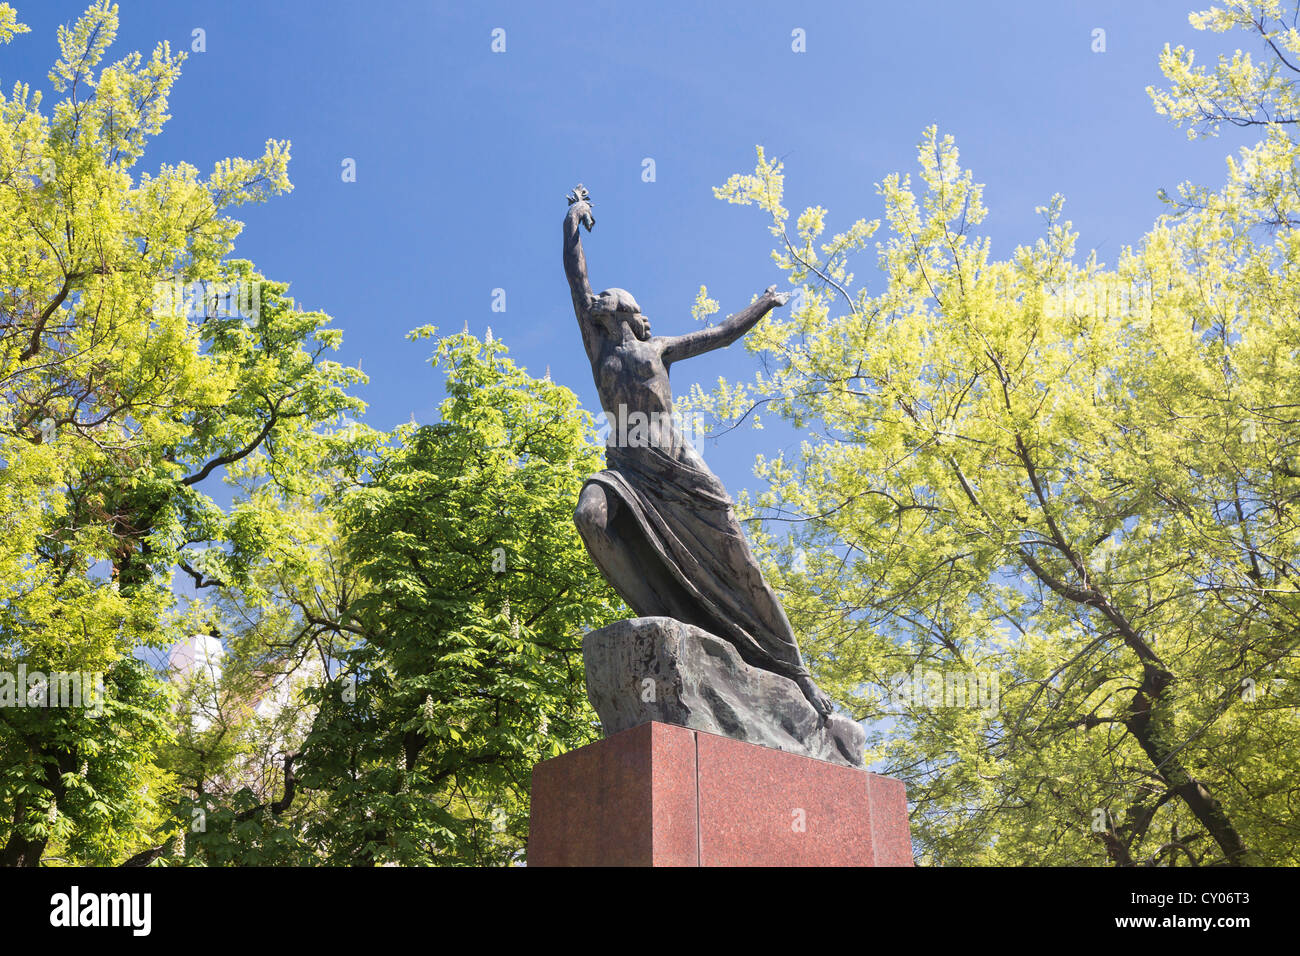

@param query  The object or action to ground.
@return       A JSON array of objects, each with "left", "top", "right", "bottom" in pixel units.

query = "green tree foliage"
[
  {"left": 2, "top": 3, "right": 622, "bottom": 867},
  {"left": 309, "top": 330, "right": 620, "bottom": 865},
  {"left": 701, "top": 4, "right": 1300, "bottom": 866},
  {"left": 180, "top": 331, "right": 622, "bottom": 866},
  {"left": 0, "top": 0, "right": 622, "bottom": 868},
  {"left": 0, "top": 1, "right": 364, "bottom": 865}
]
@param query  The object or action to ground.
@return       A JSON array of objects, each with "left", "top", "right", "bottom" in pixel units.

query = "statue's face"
[{"left": 591, "top": 304, "right": 650, "bottom": 342}]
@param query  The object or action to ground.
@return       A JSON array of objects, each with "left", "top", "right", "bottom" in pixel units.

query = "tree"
[
  {"left": 700, "top": 5, "right": 1300, "bottom": 866},
  {"left": 0, "top": 1, "right": 366, "bottom": 865},
  {"left": 301, "top": 330, "right": 620, "bottom": 866},
  {"left": 2, "top": 3, "right": 621, "bottom": 867},
  {"left": 180, "top": 331, "right": 623, "bottom": 866}
]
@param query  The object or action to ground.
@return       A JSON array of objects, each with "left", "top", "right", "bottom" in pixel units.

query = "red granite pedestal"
[{"left": 528, "top": 721, "right": 913, "bottom": 866}]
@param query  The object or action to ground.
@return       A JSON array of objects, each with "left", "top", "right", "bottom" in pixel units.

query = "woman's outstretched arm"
[{"left": 659, "top": 285, "right": 790, "bottom": 367}]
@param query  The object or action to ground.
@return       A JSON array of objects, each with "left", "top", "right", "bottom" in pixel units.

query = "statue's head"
[
  {"left": 625, "top": 312, "right": 652, "bottom": 341},
  {"left": 589, "top": 287, "right": 651, "bottom": 341},
  {"left": 567, "top": 184, "right": 595, "bottom": 231},
  {"left": 592, "top": 311, "right": 652, "bottom": 342}
]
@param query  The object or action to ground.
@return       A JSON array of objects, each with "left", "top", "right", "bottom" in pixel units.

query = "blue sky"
[{"left": 2, "top": 0, "right": 1254, "bottom": 499}]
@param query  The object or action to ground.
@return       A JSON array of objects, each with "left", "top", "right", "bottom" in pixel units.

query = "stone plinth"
[
  {"left": 584, "top": 617, "right": 867, "bottom": 769},
  {"left": 528, "top": 721, "right": 913, "bottom": 867}
]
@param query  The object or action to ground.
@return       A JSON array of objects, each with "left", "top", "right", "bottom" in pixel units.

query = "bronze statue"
[{"left": 564, "top": 184, "right": 833, "bottom": 718}]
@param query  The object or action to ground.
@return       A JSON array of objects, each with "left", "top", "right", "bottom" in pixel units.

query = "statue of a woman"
[{"left": 564, "top": 184, "right": 833, "bottom": 718}]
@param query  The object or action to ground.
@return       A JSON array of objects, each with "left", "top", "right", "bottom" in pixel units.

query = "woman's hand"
[{"left": 764, "top": 284, "right": 791, "bottom": 307}]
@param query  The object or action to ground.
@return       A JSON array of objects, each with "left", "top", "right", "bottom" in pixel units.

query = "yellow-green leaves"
[
  {"left": 0, "top": 2, "right": 363, "bottom": 866},
  {"left": 713, "top": 145, "right": 789, "bottom": 235},
  {"left": 1150, "top": 3, "right": 1300, "bottom": 140},
  {"left": 710, "top": 104, "right": 1300, "bottom": 864},
  {"left": 690, "top": 285, "right": 720, "bottom": 325},
  {"left": 49, "top": 0, "right": 119, "bottom": 93},
  {"left": 0, "top": 3, "right": 27, "bottom": 44}
]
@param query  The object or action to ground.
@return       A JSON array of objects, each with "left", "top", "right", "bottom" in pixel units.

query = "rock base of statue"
[
  {"left": 583, "top": 616, "right": 867, "bottom": 768},
  {"left": 528, "top": 721, "right": 913, "bottom": 866}
]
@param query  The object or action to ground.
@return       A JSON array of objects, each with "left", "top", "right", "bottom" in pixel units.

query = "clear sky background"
[{"left": 1, "top": 0, "right": 1257, "bottom": 502}]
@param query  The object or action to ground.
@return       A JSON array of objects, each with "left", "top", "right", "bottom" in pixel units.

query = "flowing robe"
[{"left": 582, "top": 432, "right": 812, "bottom": 684}]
